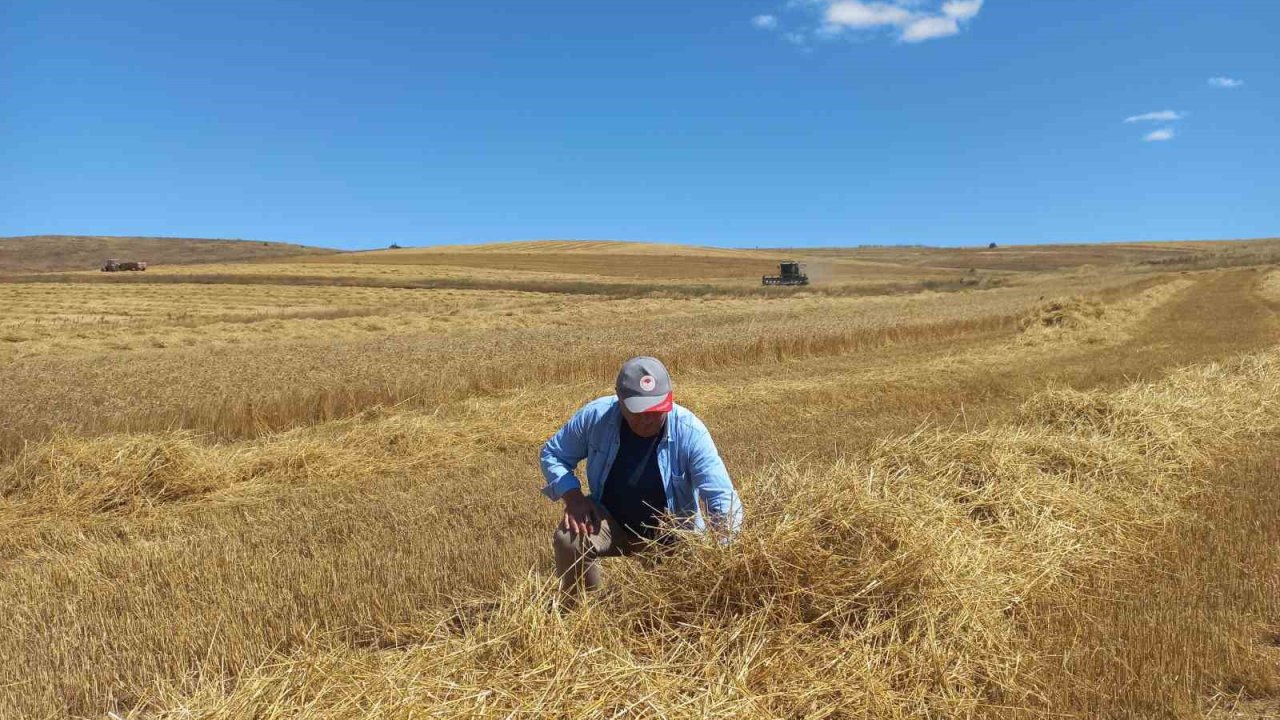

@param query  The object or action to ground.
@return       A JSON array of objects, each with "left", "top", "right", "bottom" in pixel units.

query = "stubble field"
[{"left": 1, "top": 239, "right": 1278, "bottom": 719}]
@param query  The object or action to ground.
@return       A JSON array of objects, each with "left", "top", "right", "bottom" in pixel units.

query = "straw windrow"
[{"left": 141, "top": 349, "right": 1280, "bottom": 719}]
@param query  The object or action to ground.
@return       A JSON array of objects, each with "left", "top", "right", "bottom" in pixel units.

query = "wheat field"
[{"left": 1, "top": 240, "right": 1277, "bottom": 719}]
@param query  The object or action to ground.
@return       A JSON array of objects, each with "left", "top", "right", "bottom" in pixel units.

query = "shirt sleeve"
[
  {"left": 686, "top": 427, "right": 744, "bottom": 535},
  {"left": 539, "top": 405, "right": 592, "bottom": 501}
]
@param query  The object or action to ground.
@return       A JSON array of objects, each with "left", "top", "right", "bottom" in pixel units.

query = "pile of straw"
[
  {"left": 1016, "top": 279, "right": 1191, "bottom": 347},
  {"left": 1019, "top": 296, "right": 1106, "bottom": 332},
  {"left": 142, "top": 351, "right": 1280, "bottom": 718}
]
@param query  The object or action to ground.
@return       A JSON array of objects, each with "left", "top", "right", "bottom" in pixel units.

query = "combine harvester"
[
  {"left": 762, "top": 260, "right": 809, "bottom": 286},
  {"left": 101, "top": 259, "right": 147, "bottom": 272}
]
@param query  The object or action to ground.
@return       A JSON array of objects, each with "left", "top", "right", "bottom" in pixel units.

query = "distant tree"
[
  {"left": 389, "top": 243, "right": 403, "bottom": 249},
  {"left": 988, "top": 242, "right": 998, "bottom": 249}
]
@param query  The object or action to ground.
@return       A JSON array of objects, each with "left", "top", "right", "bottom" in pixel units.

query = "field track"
[{"left": 705, "top": 269, "right": 1279, "bottom": 460}]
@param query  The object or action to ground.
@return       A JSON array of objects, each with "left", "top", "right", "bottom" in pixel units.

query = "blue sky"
[{"left": 2, "top": 1, "right": 1276, "bottom": 250}]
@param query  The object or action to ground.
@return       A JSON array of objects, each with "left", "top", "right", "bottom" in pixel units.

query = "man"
[{"left": 540, "top": 356, "right": 743, "bottom": 597}]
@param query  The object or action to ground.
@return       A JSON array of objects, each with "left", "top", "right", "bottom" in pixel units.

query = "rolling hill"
[
  {"left": 301, "top": 237, "right": 1280, "bottom": 280},
  {"left": 0, "top": 235, "right": 336, "bottom": 273}
]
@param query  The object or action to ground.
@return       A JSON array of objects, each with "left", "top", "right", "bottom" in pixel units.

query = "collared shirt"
[{"left": 539, "top": 396, "right": 744, "bottom": 534}]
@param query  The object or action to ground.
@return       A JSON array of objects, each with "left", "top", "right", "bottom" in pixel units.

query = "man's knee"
[{"left": 553, "top": 527, "right": 581, "bottom": 556}]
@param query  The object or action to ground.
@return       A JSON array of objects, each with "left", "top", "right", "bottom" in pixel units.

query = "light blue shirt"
[{"left": 540, "top": 396, "right": 743, "bottom": 534}]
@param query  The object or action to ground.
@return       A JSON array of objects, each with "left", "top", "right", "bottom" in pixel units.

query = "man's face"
[{"left": 621, "top": 404, "right": 667, "bottom": 438}]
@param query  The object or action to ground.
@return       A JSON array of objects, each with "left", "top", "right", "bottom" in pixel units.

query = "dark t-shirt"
[{"left": 600, "top": 420, "right": 668, "bottom": 540}]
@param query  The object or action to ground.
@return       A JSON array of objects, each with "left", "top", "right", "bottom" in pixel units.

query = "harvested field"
[
  {"left": 0, "top": 235, "right": 333, "bottom": 274},
  {"left": 0, "top": 240, "right": 1277, "bottom": 719},
  {"left": 1261, "top": 269, "right": 1280, "bottom": 305},
  {"left": 0, "top": 272, "right": 1169, "bottom": 455},
  {"left": 138, "top": 350, "right": 1280, "bottom": 718}
]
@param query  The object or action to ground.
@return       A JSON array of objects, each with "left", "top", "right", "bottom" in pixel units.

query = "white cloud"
[
  {"left": 752, "top": 14, "right": 780, "bottom": 29},
  {"left": 1144, "top": 128, "right": 1175, "bottom": 142},
  {"left": 826, "top": 1, "right": 913, "bottom": 28},
  {"left": 1124, "top": 110, "right": 1185, "bottom": 123},
  {"left": 901, "top": 15, "right": 959, "bottom": 42},
  {"left": 942, "top": 0, "right": 983, "bottom": 21},
  {"left": 811, "top": 0, "right": 981, "bottom": 43},
  {"left": 1208, "top": 76, "right": 1243, "bottom": 88}
]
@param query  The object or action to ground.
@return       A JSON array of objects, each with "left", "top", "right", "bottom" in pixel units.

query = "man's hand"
[{"left": 560, "top": 488, "right": 601, "bottom": 537}]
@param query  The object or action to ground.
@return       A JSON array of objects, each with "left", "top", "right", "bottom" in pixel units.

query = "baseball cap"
[{"left": 616, "top": 356, "right": 673, "bottom": 414}]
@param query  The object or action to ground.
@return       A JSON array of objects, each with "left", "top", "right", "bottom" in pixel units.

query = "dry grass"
[
  {"left": 1261, "top": 269, "right": 1280, "bottom": 304},
  {"left": 769, "top": 239, "right": 1272, "bottom": 272},
  {"left": 377, "top": 240, "right": 772, "bottom": 256},
  {"left": 1015, "top": 278, "right": 1192, "bottom": 346},
  {"left": 61, "top": 259, "right": 661, "bottom": 288},
  {"left": 318, "top": 238, "right": 1276, "bottom": 275},
  {"left": 308, "top": 246, "right": 788, "bottom": 280},
  {"left": 0, "top": 283, "right": 566, "bottom": 358},
  {"left": 14, "top": 237, "right": 1276, "bottom": 299},
  {"left": 1136, "top": 238, "right": 1280, "bottom": 271},
  {"left": 0, "top": 272, "right": 1166, "bottom": 458},
  {"left": 125, "top": 349, "right": 1280, "bottom": 719},
  {"left": 0, "top": 235, "right": 332, "bottom": 273},
  {"left": 282, "top": 238, "right": 1277, "bottom": 290},
  {"left": 1030, "top": 437, "right": 1280, "bottom": 717},
  {"left": 0, "top": 243, "right": 1275, "bottom": 718}
]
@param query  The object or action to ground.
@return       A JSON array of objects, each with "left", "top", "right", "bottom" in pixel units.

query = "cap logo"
[{"left": 639, "top": 375, "right": 656, "bottom": 392}]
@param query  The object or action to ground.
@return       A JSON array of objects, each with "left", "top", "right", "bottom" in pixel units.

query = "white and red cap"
[{"left": 615, "top": 356, "right": 673, "bottom": 413}]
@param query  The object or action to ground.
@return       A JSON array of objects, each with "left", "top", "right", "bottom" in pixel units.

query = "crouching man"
[{"left": 540, "top": 356, "right": 743, "bottom": 600}]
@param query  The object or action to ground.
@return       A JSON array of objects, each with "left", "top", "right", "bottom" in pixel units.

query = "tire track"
[{"left": 698, "top": 269, "right": 1278, "bottom": 460}]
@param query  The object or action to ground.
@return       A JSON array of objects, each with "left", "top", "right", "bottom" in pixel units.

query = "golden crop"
[{"left": 0, "top": 244, "right": 1275, "bottom": 719}]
